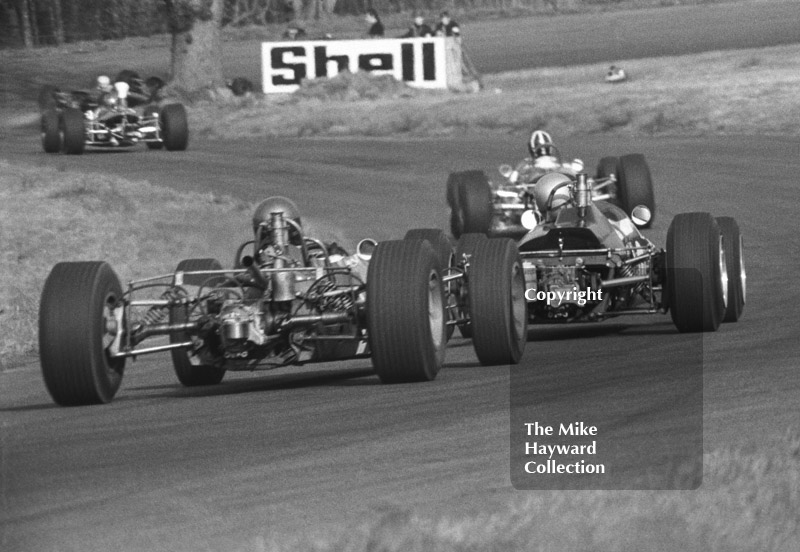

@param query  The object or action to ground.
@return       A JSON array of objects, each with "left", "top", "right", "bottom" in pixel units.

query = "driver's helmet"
[
  {"left": 96, "top": 75, "right": 112, "bottom": 93},
  {"left": 533, "top": 172, "right": 572, "bottom": 213},
  {"left": 252, "top": 196, "right": 303, "bottom": 246},
  {"left": 528, "top": 129, "right": 553, "bottom": 157}
]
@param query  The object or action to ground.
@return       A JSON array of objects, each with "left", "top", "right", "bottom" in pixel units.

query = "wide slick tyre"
[
  {"left": 39, "top": 262, "right": 126, "bottom": 405},
  {"left": 595, "top": 156, "right": 619, "bottom": 180},
  {"left": 367, "top": 240, "right": 446, "bottom": 383},
  {"left": 170, "top": 258, "right": 227, "bottom": 386},
  {"left": 468, "top": 238, "right": 527, "bottom": 365},
  {"left": 404, "top": 229, "right": 456, "bottom": 340},
  {"left": 666, "top": 212, "right": 726, "bottom": 333},
  {"left": 447, "top": 170, "right": 492, "bottom": 238},
  {"left": 41, "top": 109, "right": 60, "bottom": 153},
  {"left": 59, "top": 107, "right": 85, "bottom": 154},
  {"left": 617, "top": 154, "right": 655, "bottom": 227},
  {"left": 160, "top": 103, "right": 189, "bottom": 151},
  {"left": 716, "top": 216, "right": 745, "bottom": 323}
]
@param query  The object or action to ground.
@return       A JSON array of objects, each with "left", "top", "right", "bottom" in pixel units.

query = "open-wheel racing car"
[
  {"left": 492, "top": 170, "right": 744, "bottom": 332},
  {"left": 38, "top": 197, "right": 528, "bottom": 406},
  {"left": 39, "top": 73, "right": 187, "bottom": 155},
  {"left": 446, "top": 131, "right": 656, "bottom": 240}
]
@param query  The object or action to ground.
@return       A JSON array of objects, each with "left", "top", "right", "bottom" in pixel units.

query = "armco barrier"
[{"left": 262, "top": 37, "right": 465, "bottom": 93}]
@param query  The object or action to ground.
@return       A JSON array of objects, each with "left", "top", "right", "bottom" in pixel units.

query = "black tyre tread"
[
  {"left": 60, "top": 108, "right": 85, "bottom": 154},
  {"left": 468, "top": 238, "right": 527, "bottom": 365},
  {"left": 161, "top": 103, "right": 189, "bottom": 151},
  {"left": 367, "top": 240, "right": 445, "bottom": 383},
  {"left": 41, "top": 109, "right": 60, "bottom": 153},
  {"left": 458, "top": 171, "right": 494, "bottom": 235},
  {"left": 617, "top": 153, "right": 655, "bottom": 227},
  {"left": 716, "top": 216, "right": 745, "bottom": 323},
  {"left": 666, "top": 212, "right": 724, "bottom": 333},
  {"left": 38, "top": 84, "right": 59, "bottom": 112},
  {"left": 39, "top": 261, "right": 125, "bottom": 405},
  {"left": 170, "top": 258, "right": 226, "bottom": 386}
]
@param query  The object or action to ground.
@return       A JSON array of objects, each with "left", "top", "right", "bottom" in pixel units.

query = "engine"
[{"left": 528, "top": 264, "right": 603, "bottom": 320}]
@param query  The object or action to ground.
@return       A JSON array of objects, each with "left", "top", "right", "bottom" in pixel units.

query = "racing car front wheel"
[
  {"left": 468, "top": 238, "right": 527, "bottom": 365},
  {"left": 40, "top": 261, "right": 126, "bottom": 405},
  {"left": 617, "top": 154, "right": 654, "bottom": 228},
  {"left": 716, "top": 216, "right": 745, "bottom": 323},
  {"left": 666, "top": 213, "right": 726, "bottom": 332},
  {"left": 367, "top": 239, "right": 446, "bottom": 383},
  {"left": 41, "top": 109, "right": 60, "bottom": 153},
  {"left": 170, "top": 258, "right": 227, "bottom": 386},
  {"left": 59, "top": 107, "right": 85, "bottom": 155},
  {"left": 161, "top": 104, "right": 189, "bottom": 151}
]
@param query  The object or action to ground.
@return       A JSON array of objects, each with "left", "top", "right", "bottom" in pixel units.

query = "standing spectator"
[
  {"left": 435, "top": 11, "right": 460, "bottom": 37},
  {"left": 402, "top": 15, "right": 434, "bottom": 38},
  {"left": 365, "top": 9, "right": 384, "bottom": 38}
]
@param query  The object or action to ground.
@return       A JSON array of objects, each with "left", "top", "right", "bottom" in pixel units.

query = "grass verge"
[{"left": 186, "top": 42, "right": 800, "bottom": 139}]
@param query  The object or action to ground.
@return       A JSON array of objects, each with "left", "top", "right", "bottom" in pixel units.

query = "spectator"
[
  {"left": 435, "top": 11, "right": 460, "bottom": 37},
  {"left": 365, "top": 9, "right": 384, "bottom": 38},
  {"left": 402, "top": 15, "right": 434, "bottom": 38}
]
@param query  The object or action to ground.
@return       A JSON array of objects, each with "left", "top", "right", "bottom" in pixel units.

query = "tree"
[{"left": 162, "top": 0, "right": 225, "bottom": 93}]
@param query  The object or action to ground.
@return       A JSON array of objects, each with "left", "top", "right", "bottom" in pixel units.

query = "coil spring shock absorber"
[{"left": 140, "top": 288, "right": 185, "bottom": 326}]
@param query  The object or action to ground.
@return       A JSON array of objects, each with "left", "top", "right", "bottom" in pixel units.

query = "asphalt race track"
[
  {"left": 2, "top": 129, "right": 799, "bottom": 551},
  {"left": 2, "top": 2, "right": 800, "bottom": 549}
]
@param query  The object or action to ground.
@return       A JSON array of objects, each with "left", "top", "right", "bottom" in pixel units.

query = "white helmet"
[
  {"left": 97, "top": 75, "right": 112, "bottom": 91},
  {"left": 528, "top": 130, "right": 553, "bottom": 156},
  {"left": 252, "top": 196, "right": 303, "bottom": 245},
  {"left": 533, "top": 172, "right": 572, "bottom": 212}
]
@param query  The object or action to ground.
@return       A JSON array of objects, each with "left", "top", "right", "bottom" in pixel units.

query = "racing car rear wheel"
[
  {"left": 666, "top": 213, "right": 726, "bottom": 332},
  {"left": 453, "top": 233, "right": 488, "bottom": 338},
  {"left": 161, "top": 103, "right": 189, "bottom": 151},
  {"left": 447, "top": 170, "right": 492, "bottom": 238},
  {"left": 367, "top": 240, "right": 446, "bottom": 383},
  {"left": 716, "top": 216, "right": 745, "bottom": 323},
  {"left": 59, "top": 107, "right": 85, "bottom": 155},
  {"left": 41, "top": 109, "right": 60, "bottom": 153},
  {"left": 617, "top": 154, "right": 654, "bottom": 227},
  {"left": 37, "top": 84, "right": 59, "bottom": 112},
  {"left": 170, "top": 258, "right": 227, "bottom": 386},
  {"left": 458, "top": 171, "right": 494, "bottom": 236},
  {"left": 40, "top": 261, "right": 126, "bottom": 405},
  {"left": 468, "top": 238, "right": 527, "bottom": 365},
  {"left": 404, "top": 229, "right": 456, "bottom": 341}
]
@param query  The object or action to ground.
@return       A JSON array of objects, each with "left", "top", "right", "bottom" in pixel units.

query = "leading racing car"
[
  {"left": 38, "top": 197, "right": 528, "bottom": 406},
  {"left": 472, "top": 169, "right": 745, "bottom": 333}
]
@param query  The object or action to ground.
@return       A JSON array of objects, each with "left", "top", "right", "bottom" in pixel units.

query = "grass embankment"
[
  {"left": 269, "top": 433, "right": 799, "bottom": 552},
  {"left": 188, "top": 43, "right": 800, "bottom": 139}
]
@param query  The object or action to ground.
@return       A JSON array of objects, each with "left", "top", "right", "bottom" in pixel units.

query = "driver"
[{"left": 508, "top": 130, "right": 585, "bottom": 185}]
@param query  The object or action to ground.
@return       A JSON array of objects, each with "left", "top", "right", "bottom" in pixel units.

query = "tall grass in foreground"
[
  {"left": 189, "top": 43, "right": 800, "bottom": 139},
  {"left": 253, "top": 431, "right": 799, "bottom": 552}
]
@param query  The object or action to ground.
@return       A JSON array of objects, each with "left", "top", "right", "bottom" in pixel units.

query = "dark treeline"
[{"left": 0, "top": 0, "right": 596, "bottom": 48}]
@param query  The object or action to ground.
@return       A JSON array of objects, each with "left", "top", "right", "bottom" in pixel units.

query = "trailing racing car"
[
  {"left": 494, "top": 170, "right": 744, "bottom": 332},
  {"left": 446, "top": 130, "right": 656, "bottom": 240},
  {"left": 39, "top": 74, "right": 187, "bottom": 155},
  {"left": 39, "top": 197, "right": 527, "bottom": 406}
]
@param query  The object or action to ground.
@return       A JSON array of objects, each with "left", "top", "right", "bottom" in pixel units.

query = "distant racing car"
[
  {"left": 38, "top": 197, "right": 528, "bottom": 405},
  {"left": 446, "top": 130, "right": 656, "bottom": 240},
  {"left": 39, "top": 73, "right": 187, "bottom": 155}
]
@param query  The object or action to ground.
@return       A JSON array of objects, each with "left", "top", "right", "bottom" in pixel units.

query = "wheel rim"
[
  {"left": 739, "top": 235, "right": 746, "bottom": 304},
  {"left": 510, "top": 261, "right": 526, "bottom": 342},
  {"left": 428, "top": 270, "right": 444, "bottom": 351},
  {"left": 718, "top": 235, "right": 728, "bottom": 309}
]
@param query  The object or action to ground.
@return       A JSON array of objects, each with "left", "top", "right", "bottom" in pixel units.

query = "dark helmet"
[{"left": 252, "top": 196, "right": 302, "bottom": 245}]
